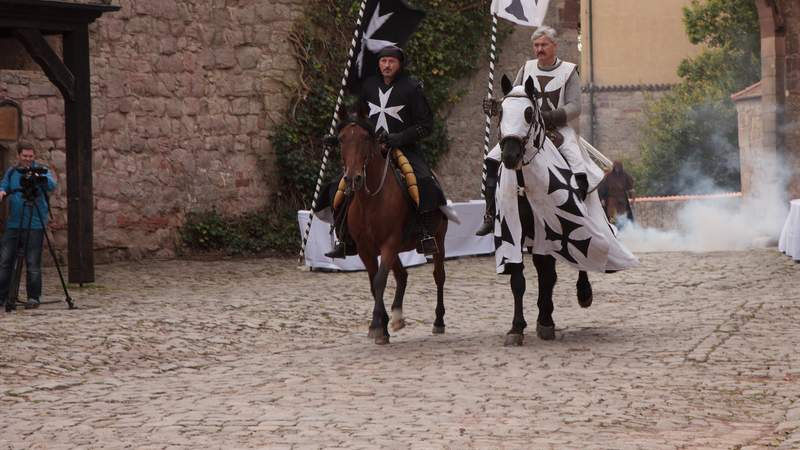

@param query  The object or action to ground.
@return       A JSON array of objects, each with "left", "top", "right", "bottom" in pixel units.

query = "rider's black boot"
[
  {"left": 325, "top": 200, "right": 356, "bottom": 259},
  {"left": 325, "top": 235, "right": 356, "bottom": 259},
  {"left": 416, "top": 211, "right": 439, "bottom": 255},
  {"left": 325, "top": 240, "right": 347, "bottom": 259},
  {"left": 475, "top": 159, "right": 499, "bottom": 236}
]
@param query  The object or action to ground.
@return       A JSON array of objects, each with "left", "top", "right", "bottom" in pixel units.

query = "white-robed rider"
[{"left": 476, "top": 25, "right": 595, "bottom": 235}]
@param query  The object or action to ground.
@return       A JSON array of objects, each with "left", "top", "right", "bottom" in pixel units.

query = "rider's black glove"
[
  {"left": 322, "top": 134, "right": 339, "bottom": 147},
  {"left": 482, "top": 98, "right": 498, "bottom": 117},
  {"left": 541, "top": 109, "right": 567, "bottom": 130},
  {"left": 385, "top": 132, "right": 404, "bottom": 148}
]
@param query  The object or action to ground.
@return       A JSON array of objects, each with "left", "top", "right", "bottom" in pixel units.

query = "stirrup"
[
  {"left": 325, "top": 241, "right": 347, "bottom": 259},
  {"left": 417, "top": 235, "right": 438, "bottom": 255},
  {"left": 475, "top": 215, "right": 494, "bottom": 236}
]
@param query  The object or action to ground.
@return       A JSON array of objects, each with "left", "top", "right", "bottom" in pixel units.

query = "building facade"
[
  {"left": 751, "top": 0, "right": 800, "bottom": 200},
  {"left": 579, "top": 0, "right": 701, "bottom": 162}
]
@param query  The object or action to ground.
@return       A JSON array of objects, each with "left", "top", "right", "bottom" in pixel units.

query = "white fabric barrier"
[
  {"left": 778, "top": 199, "right": 800, "bottom": 261},
  {"left": 298, "top": 200, "right": 494, "bottom": 271}
]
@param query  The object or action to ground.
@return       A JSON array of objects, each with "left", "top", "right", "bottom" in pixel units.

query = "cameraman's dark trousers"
[{"left": 0, "top": 228, "right": 44, "bottom": 308}]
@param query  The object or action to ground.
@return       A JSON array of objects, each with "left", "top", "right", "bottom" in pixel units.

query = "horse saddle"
[{"left": 332, "top": 148, "right": 420, "bottom": 210}]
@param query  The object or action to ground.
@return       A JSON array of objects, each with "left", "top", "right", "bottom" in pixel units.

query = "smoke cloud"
[{"left": 617, "top": 150, "right": 790, "bottom": 253}]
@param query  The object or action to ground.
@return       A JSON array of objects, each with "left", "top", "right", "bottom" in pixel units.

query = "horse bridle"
[
  {"left": 340, "top": 120, "right": 390, "bottom": 197},
  {"left": 498, "top": 93, "right": 544, "bottom": 166}
]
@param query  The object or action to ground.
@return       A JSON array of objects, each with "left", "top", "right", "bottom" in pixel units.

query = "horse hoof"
[
  {"left": 504, "top": 333, "right": 524, "bottom": 346},
  {"left": 367, "top": 328, "right": 380, "bottom": 338},
  {"left": 577, "top": 287, "right": 593, "bottom": 308},
  {"left": 432, "top": 325, "right": 445, "bottom": 335},
  {"left": 390, "top": 318, "right": 406, "bottom": 332},
  {"left": 536, "top": 323, "right": 556, "bottom": 341},
  {"left": 374, "top": 334, "right": 390, "bottom": 345}
]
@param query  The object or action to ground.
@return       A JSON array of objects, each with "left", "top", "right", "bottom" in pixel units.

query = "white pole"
[
  {"left": 299, "top": 0, "right": 370, "bottom": 261},
  {"left": 480, "top": 13, "right": 498, "bottom": 197}
]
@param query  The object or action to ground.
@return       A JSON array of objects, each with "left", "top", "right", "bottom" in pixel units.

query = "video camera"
[{"left": 16, "top": 166, "right": 49, "bottom": 199}]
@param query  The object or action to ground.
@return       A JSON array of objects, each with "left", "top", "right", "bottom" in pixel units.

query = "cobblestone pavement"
[{"left": 1, "top": 249, "right": 799, "bottom": 449}]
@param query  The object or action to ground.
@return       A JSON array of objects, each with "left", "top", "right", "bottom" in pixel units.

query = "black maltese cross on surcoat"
[
  {"left": 547, "top": 166, "right": 584, "bottom": 217},
  {"left": 545, "top": 214, "right": 591, "bottom": 264}
]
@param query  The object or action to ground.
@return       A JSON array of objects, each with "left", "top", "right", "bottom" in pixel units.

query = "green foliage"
[
  {"left": 181, "top": 0, "right": 501, "bottom": 255},
  {"left": 634, "top": 84, "right": 741, "bottom": 195},
  {"left": 271, "top": 0, "right": 500, "bottom": 202},
  {"left": 632, "top": 0, "right": 759, "bottom": 196},
  {"left": 180, "top": 208, "right": 298, "bottom": 256},
  {"left": 679, "top": 0, "right": 760, "bottom": 92}
]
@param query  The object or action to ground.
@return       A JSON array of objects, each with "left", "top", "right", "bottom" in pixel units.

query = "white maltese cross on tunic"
[{"left": 368, "top": 86, "right": 405, "bottom": 133}]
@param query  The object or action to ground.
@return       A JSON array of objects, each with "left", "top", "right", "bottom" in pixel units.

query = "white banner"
[
  {"left": 298, "top": 201, "right": 495, "bottom": 271},
  {"left": 490, "top": 0, "right": 549, "bottom": 27}
]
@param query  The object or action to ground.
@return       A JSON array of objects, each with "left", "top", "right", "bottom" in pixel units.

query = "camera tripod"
[{"left": 2, "top": 185, "right": 74, "bottom": 312}]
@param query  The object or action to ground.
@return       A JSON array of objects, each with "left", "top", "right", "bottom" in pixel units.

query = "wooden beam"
[
  {"left": 13, "top": 28, "right": 76, "bottom": 101},
  {"left": 63, "top": 24, "right": 94, "bottom": 284}
]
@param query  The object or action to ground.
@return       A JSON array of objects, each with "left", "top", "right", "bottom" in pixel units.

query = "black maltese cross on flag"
[
  {"left": 346, "top": 0, "right": 424, "bottom": 94},
  {"left": 490, "top": 0, "right": 549, "bottom": 27}
]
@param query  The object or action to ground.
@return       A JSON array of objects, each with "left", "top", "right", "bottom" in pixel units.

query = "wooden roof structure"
[{"left": 0, "top": 0, "right": 119, "bottom": 283}]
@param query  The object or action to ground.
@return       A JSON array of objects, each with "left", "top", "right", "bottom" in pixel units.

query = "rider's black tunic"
[{"left": 358, "top": 73, "right": 445, "bottom": 213}]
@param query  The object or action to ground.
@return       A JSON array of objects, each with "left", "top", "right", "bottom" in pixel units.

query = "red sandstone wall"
[{"left": 0, "top": 0, "right": 305, "bottom": 260}]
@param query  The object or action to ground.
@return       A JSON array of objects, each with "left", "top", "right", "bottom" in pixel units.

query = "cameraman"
[{"left": 0, "top": 141, "right": 57, "bottom": 310}]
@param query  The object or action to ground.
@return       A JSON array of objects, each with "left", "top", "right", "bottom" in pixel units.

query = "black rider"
[{"left": 325, "top": 45, "right": 446, "bottom": 258}]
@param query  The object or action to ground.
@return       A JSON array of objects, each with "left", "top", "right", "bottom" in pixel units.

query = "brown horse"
[{"left": 334, "top": 117, "right": 448, "bottom": 345}]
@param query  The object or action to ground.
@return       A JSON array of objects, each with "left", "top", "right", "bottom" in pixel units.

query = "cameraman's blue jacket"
[{"left": 0, "top": 162, "right": 57, "bottom": 229}]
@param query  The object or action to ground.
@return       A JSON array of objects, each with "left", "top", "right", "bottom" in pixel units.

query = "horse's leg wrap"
[{"left": 504, "top": 263, "right": 527, "bottom": 346}]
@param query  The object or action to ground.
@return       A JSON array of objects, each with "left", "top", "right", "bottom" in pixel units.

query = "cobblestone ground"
[{"left": 1, "top": 249, "right": 799, "bottom": 449}]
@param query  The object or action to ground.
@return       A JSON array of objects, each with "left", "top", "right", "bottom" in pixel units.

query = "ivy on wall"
[
  {"left": 182, "top": 0, "right": 504, "bottom": 255},
  {"left": 272, "top": 0, "right": 501, "bottom": 205}
]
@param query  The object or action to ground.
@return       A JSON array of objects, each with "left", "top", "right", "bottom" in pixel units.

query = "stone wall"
[
  {"left": 732, "top": 83, "right": 762, "bottom": 197},
  {"left": 0, "top": 0, "right": 305, "bottom": 260},
  {"left": 579, "top": 87, "right": 671, "bottom": 164},
  {"left": 437, "top": 0, "right": 579, "bottom": 202},
  {"left": 784, "top": 0, "right": 800, "bottom": 200}
]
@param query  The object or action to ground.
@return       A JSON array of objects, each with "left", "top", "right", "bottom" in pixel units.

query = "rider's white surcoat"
[
  {"left": 489, "top": 59, "right": 604, "bottom": 189},
  {"left": 518, "top": 59, "right": 577, "bottom": 113},
  {"left": 519, "top": 59, "right": 587, "bottom": 176}
]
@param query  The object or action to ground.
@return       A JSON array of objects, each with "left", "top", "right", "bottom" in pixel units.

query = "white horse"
[{"left": 494, "top": 75, "right": 638, "bottom": 346}]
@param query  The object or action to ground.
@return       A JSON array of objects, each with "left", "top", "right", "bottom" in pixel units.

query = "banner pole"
[
  {"left": 480, "top": 13, "right": 498, "bottom": 198},
  {"left": 299, "top": 0, "right": 370, "bottom": 262}
]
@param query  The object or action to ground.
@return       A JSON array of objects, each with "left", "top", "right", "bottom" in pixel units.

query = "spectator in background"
[
  {"left": 598, "top": 161, "right": 635, "bottom": 227},
  {"left": 0, "top": 140, "right": 57, "bottom": 311}
]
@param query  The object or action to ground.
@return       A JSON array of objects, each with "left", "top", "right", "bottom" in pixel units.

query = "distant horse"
[
  {"left": 333, "top": 115, "right": 448, "bottom": 345},
  {"left": 495, "top": 75, "right": 636, "bottom": 346}
]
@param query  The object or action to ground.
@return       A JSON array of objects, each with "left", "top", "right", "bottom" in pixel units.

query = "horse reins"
[
  {"left": 343, "top": 121, "right": 391, "bottom": 197},
  {"left": 363, "top": 144, "right": 391, "bottom": 197}
]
